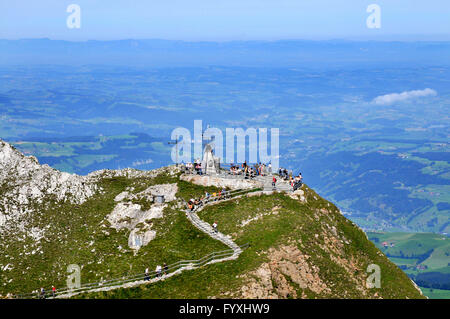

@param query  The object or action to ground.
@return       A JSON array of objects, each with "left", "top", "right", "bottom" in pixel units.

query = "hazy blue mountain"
[{"left": 1, "top": 39, "right": 450, "bottom": 68}]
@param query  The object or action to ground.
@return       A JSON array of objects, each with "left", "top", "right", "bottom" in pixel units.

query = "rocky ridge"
[{"left": 0, "top": 140, "right": 98, "bottom": 230}]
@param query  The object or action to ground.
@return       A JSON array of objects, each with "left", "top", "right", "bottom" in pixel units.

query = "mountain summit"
[{"left": 0, "top": 140, "right": 424, "bottom": 299}]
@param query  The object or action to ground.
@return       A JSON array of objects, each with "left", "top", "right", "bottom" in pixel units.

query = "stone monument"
[{"left": 201, "top": 143, "right": 220, "bottom": 175}]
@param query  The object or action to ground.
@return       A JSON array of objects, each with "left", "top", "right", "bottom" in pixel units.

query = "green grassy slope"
[
  {"left": 0, "top": 170, "right": 226, "bottom": 296},
  {"left": 78, "top": 184, "right": 424, "bottom": 299}
]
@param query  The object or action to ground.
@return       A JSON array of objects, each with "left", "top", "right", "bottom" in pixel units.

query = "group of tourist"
[
  {"left": 183, "top": 159, "right": 298, "bottom": 185},
  {"left": 183, "top": 161, "right": 203, "bottom": 175},
  {"left": 36, "top": 286, "right": 57, "bottom": 299},
  {"left": 145, "top": 263, "right": 169, "bottom": 281},
  {"left": 271, "top": 170, "right": 303, "bottom": 191},
  {"left": 229, "top": 161, "right": 272, "bottom": 179},
  {"left": 290, "top": 173, "right": 303, "bottom": 191},
  {"left": 278, "top": 167, "right": 292, "bottom": 180},
  {"left": 187, "top": 188, "right": 230, "bottom": 212},
  {"left": 229, "top": 164, "right": 243, "bottom": 175}
]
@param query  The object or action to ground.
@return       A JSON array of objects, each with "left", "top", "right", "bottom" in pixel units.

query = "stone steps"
[
  {"left": 187, "top": 211, "right": 241, "bottom": 253},
  {"left": 184, "top": 174, "right": 300, "bottom": 256}
]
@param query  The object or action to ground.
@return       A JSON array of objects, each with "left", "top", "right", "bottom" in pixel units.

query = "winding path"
[
  {"left": 53, "top": 191, "right": 252, "bottom": 298},
  {"left": 17, "top": 174, "right": 293, "bottom": 299}
]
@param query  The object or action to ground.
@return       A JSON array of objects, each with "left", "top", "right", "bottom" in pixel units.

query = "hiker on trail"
[
  {"left": 40, "top": 287, "right": 45, "bottom": 299},
  {"left": 145, "top": 268, "right": 150, "bottom": 281},
  {"left": 156, "top": 265, "right": 162, "bottom": 277},
  {"left": 51, "top": 286, "right": 56, "bottom": 297},
  {"left": 163, "top": 263, "right": 168, "bottom": 275},
  {"left": 187, "top": 199, "right": 194, "bottom": 211},
  {"left": 212, "top": 221, "right": 218, "bottom": 233},
  {"left": 272, "top": 176, "right": 277, "bottom": 189},
  {"left": 189, "top": 198, "right": 198, "bottom": 210}
]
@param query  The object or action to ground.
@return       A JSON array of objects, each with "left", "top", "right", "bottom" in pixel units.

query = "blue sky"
[{"left": 1, "top": 0, "right": 450, "bottom": 41}]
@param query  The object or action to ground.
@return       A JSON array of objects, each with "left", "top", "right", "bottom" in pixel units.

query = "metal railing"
[
  {"left": 13, "top": 243, "right": 250, "bottom": 299},
  {"left": 185, "top": 187, "right": 263, "bottom": 210}
]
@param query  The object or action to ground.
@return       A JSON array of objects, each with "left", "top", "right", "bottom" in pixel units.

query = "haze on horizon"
[{"left": 1, "top": 0, "right": 450, "bottom": 42}]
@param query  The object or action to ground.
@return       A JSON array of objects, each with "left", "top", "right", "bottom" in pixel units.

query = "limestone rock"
[
  {"left": 0, "top": 140, "right": 98, "bottom": 231},
  {"left": 106, "top": 183, "right": 178, "bottom": 251},
  {"left": 180, "top": 174, "right": 262, "bottom": 190}
]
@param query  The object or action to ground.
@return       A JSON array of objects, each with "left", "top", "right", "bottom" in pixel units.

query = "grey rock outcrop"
[
  {"left": 0, "top": 140, "right": 98, "bottom": 231},
  {"left": 107, "top": 183, "right": 178, "bottom": 251}
]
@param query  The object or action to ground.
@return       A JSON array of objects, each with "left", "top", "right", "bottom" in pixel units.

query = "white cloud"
[{"left": 372, "top": 88, "right": 437, "bottom": 106}]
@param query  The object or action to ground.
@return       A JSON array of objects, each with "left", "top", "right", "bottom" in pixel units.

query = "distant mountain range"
[{"left": 1, "top": 39, "right": 450, "bottom": 67}]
